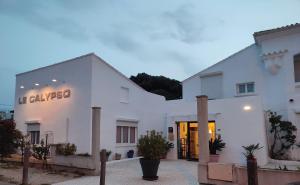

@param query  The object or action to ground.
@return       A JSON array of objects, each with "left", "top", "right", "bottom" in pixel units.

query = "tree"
[
  {"left": 268, "top": 112, "right": 297, "bottom": 159},
  {"left": 0, "top": 119, "right": 22, "bottom": 160},
  {"left": 130, "top": 73, "right": 182, "bottom": 100}
]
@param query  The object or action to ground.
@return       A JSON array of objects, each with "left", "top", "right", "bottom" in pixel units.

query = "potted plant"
[
  {"left": 242, "top": 143, "right": 263, "bottom": 185},
  {"left": 106, "top": 150, "right": 111, "bottom": 161},
  {"left": 162, "top": 141, "right": 174, "bottom": 159},
  {"left": 137, "top": 130, "right": 167, "bottom": 181},
  {"left": 115, "top": 153, "right": 121, "bottom": 160},
  {"left": 127, "top": 150, "right": 134, "bottom": 158},
  {"left": 209, "top": 136, "right": 226, "bottom": 162}
]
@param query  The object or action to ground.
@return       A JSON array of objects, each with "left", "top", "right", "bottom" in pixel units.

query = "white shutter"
[{"left": 200, "top": 74, "right": 223, "bottom": 99}]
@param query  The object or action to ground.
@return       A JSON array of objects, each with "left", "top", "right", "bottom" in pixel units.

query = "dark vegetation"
[
  {"left": 0, "top": 119, "right": 22, "bottom": 161},
  {"left": 268, "top": 111, "right": 297, "bottom": 160},
  {"left": 130, "top": 73, "right": 182, "bottom": 100}
]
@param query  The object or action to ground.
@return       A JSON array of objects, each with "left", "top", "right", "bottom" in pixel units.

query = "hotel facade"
[{"left": 14, "top": 24, "right": 300, "bottom": 166}]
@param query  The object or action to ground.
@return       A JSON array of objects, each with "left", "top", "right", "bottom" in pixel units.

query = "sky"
[{"left": 0, "top": 0, "right": 300, "bottom": 110}]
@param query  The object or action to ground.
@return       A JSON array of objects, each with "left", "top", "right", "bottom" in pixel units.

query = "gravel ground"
[
  {"left": 54, "top": 159, "right": 198, "bottom": 185},
  {"left": 0, "top": 162, "right": 82, "bottom": 185}
]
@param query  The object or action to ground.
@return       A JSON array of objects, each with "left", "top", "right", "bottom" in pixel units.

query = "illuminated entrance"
[{"left": 177, "top": 121, "right": 216, "bottom": 160}]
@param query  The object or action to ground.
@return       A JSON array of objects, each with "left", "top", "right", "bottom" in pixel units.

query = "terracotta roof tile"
[{"left": 253, "top": 23, "right": 300, "bottom": 37}]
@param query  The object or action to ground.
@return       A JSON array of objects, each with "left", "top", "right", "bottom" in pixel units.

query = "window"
[
  {"left": 200, "top": 73, "right": 223, "bottom": 99},
  {"left": 26, "top": 123, "right": 40, "bottom": 145},
  {"left": 294, "top": 54, "right": 300, "bottom": 82},
  {"left": 237, "top": 82, "right": 255, "bottom": 95},
  {"left": 120, "top": 87, "right": 129, "bottom": 103},
  {"left": 29, "top": 131, "right": 40, "bottom": 144},
  {"left": 116, "top": 125, "right": 137, "bottom": 144}
]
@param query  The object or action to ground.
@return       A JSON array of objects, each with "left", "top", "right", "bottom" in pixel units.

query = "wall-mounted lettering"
[{"left": 18, "top": 89, "right": 71, "bottom": 105}]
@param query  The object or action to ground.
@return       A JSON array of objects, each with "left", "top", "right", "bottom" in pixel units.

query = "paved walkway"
[{"left": 54, "top": 159, "right": 198, "bottom": 185}]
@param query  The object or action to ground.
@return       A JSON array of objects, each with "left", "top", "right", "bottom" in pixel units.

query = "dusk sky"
[{"left": 0, "top": 0, "right": 300, "bottom": 110}]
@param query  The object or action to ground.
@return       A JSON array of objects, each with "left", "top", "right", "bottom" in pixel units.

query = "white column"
[{"left": 92, "top": 107, "right": 101, "bottom": 174}]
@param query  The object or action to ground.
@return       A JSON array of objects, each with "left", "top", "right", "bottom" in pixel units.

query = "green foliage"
[
  {"left": 242, "top": 143, "right": 263, "bottom": 160},
  {"left": 0, "top": 119, "right": 22, "bottom": 159},
  {"left": 209, "top": 137, "right": 226, "bottom": 155},
  {"left": 137, "top": 130, "right": 167, "bottom": 160},
  {"left": 130, "top": 73, "right": 182, "bottom": 100},
  {"left": 56, "top": 143, "right": 77, "bottom": 156},
  {"left": 32, "top": 139, "right": 49, "bottom": 160},
  {"left": 268, "top": 112, "right": 297, "bottom": 159}
]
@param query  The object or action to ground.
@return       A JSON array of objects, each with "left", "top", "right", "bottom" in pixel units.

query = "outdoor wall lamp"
[{"left": 243, "top": 105, "right": 252, "bottom": 111}]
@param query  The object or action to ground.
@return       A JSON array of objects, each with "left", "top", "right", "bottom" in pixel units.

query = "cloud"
[
  {"left": 0, "top": 0, "right": 88, "bottom": 41},
  {"left": 97, "top": 30, "right": 142, "bottom": 52},
  {"left": 149, "top": 4, "right": 205, "bottom": 44}
]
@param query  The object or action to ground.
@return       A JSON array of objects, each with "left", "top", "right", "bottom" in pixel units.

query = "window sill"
[
  {"left": 116, "top": 144, "right": 137, "bottom": 147},
  {"left": 235, "top": 93, "right": 257, "bottom": 97},
  {"left": 295, "top": 82, "right": 300, "bottom": 88}
]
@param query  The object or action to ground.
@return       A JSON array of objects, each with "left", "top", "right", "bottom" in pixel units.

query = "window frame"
[
  {"left": 116, "top": 121, "right": 138, "bottom": 147},
  {"left": 236, "top": 82, "right": 255, "bottom": 96}
]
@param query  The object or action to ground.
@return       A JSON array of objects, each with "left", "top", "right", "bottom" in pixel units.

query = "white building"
[
  {"left": 14, "top": 23, "right": 300, "bottom": 166},
  {"left": 182, "top": 23, "right": 300, "bottom": 160}
]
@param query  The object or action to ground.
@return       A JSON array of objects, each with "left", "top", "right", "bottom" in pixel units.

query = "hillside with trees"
[{"left": 130, "top": 73, "right": 182, "bottom": 100}]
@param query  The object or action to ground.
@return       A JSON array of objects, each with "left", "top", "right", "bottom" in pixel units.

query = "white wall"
[
  {"left": 182, "top": 31, "right": 300, "bottom": 148},
  {"left": 165, "top": 96, "right": 269, "bottom": 166},
  {"left": 183, "top": 44, "right": 264, "bottom": 101},
  {"left": 14, "top": 55, "right": 93, "bottom": 153},
  {"left": 90, "top": 55, "right": 166, "bottom": 158}
]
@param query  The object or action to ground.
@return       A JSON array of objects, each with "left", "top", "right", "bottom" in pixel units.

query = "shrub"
[
  {"left": 56, "top": 143, "right": 76, "bottom": 156},
  {"left": 137, "top": 130, "right": 167, "bottom": 160},
  {"left": 268, "top": 112, "right": 297, "bottom": 159},
  {"left": 0, "top": 119, "right": 22, "bottom": 160},
  {"left": 32, "top": 139, "right": 50, "bottom": 160},
  {"left": 209, "top": 136, "right": 226, "bottom": 155}
]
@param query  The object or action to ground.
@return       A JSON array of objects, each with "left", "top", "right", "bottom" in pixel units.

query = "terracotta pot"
[{"left": 209, "top": 154, "right": 219, "bottom": 162}]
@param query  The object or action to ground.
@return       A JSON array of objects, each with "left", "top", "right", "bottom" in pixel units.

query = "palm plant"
[
  {"left": 242, "top": 143, "right": 263, "bottom": 159},
  {"left": 209, "top": 137, "right": 226, "bottom": 155}
]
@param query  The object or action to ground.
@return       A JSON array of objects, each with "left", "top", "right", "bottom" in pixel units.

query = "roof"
[
  {"left": 16, "top": 53, "right": 163, "bottom": 97},
  {"left": 254, "top": 23, "right": 300, "bottom": 42},
  {"left": 182, "top": 44, "right": 255, "bottom": 83}
]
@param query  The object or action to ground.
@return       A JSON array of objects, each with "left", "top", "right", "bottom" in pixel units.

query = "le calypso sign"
[{"left": 18, "top": 89, "right": 71, "bottom": 105}]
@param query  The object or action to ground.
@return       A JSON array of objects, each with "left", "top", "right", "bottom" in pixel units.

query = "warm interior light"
[
  {"left": 243, "top": 105, "right": 251, "bottom": 111},
  {"left": 52, "top": 79, "right": 57, "bottom": 82},
  {"left": 20, "top": 85, "right": 24, "bottom": 89},
  {"left": 35, "top": 83, "right": 39, "bottom": 86},
  {"left": 208, "top": 129, "right": 212, "bottom": 134}
]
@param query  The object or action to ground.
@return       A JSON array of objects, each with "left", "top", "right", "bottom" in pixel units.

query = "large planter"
[
  {"left": 139, "top": 158, "right": 160, "bottom": 181},
  {"left": 209, "top": 154, "right": 219, "bottom": 162},
  {"left": 247, "top": 157, "right": 258, "bottom": 185}
]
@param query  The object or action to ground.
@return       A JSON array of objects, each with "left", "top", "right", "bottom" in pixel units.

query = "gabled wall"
[
  {"left": 90, "top": 55, "right": 166, "bottom": 157},
  {"left": 14, "top": 55, "right": 93, "bottom": 153},
  {"left": 183, "top": 44, "right": 263, "bottom": 101}
]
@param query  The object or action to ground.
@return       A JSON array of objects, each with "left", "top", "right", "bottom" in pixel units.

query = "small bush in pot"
[
  {"left": 137, "top": 130, "right": 167, "bottom": 181},
  {"left": 56, "top": 143, "right": 76, "bottom": 156},
  {"left": 115, "top": 153, "right": 121, "bottom": 160},
  {"left": 127, "top": 150, "right": 134, "bottom": 158},
  {"left": 209, "top": 136, "right": 225, "bottom": 162}
]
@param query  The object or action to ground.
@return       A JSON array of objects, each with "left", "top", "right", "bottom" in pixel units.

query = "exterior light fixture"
[
  {"left": 35, "top": 83, "right": 39, "bottom": 86},
  {"left": 243, "top": 105, "right": 251, "bottom": 111},
  {"left": 52, "top": 79, "right": 57, "bottom": 82},
  {"left": 20, "top": 85, "right": 24, "bottom": 89}
]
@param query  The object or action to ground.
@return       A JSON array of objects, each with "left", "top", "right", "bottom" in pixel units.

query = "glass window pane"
[
  {"left": 36, "top": 131, "right": 40, "bottom": 144},
  {"left": 130, "top": 127, "right": 135, "bottom": 143},
  {"left": 122, "top": 126, "right": 128, "bottom": 143},
  {"left": 247, "top": 83, "right": 254, "bottom": 93},
  {"left": 116, "top": 126, "right": 121, "bottom": 143},
  {"left": 238, "top": 84, "right": 246, "bottom": 94},
  {"left": 294, "top": 56, "right": 300, "bottom": 82}
]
